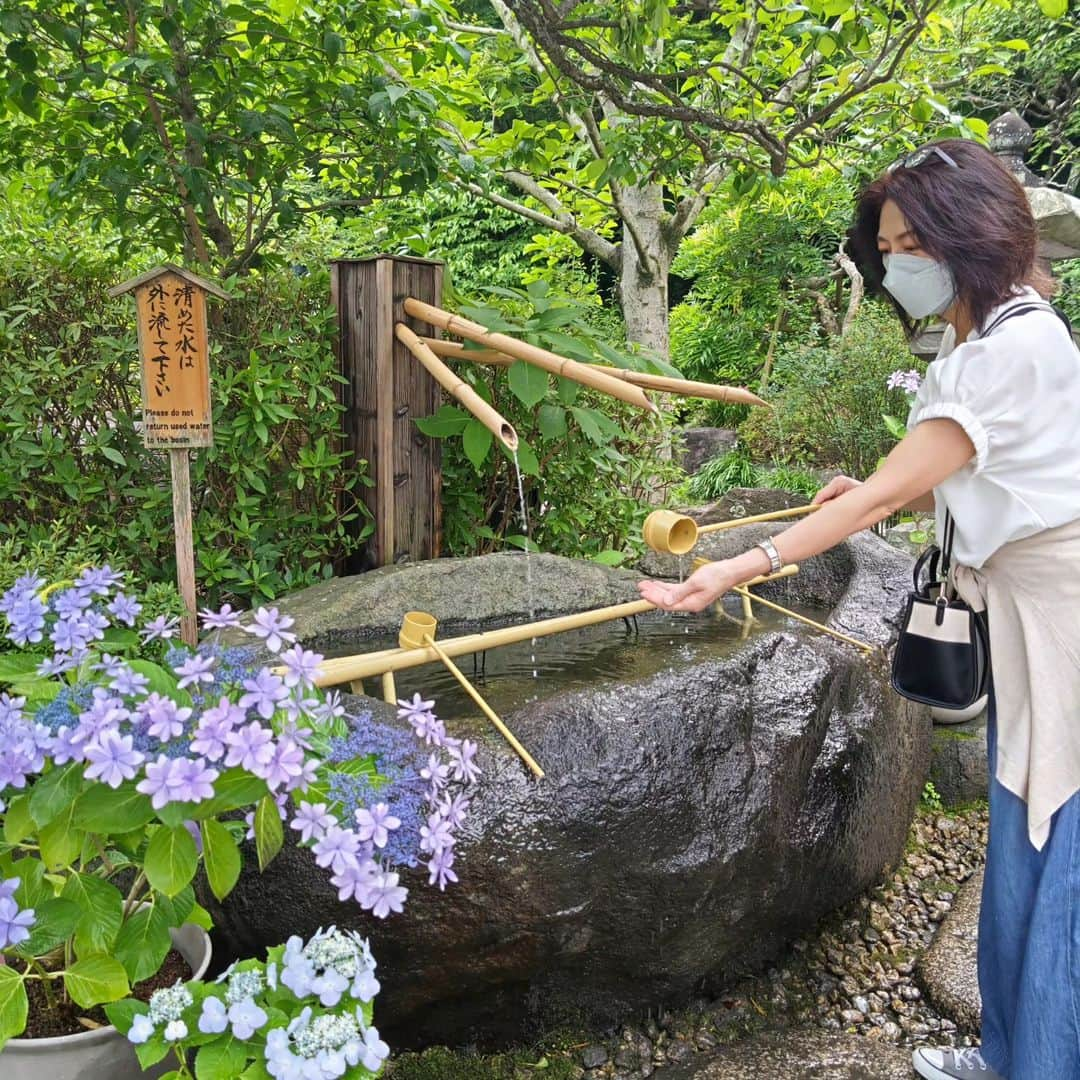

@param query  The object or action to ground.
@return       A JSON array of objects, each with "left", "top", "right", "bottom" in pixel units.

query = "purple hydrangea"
[
  {"left": 107, "top": 592, "right": 143, "bottom": 627},
  {"left": 224, "top": 721, "right": 276, "bottom": 773},
  {"left": 238, "top": 670, "right": 289, "bottom": 721},
  {"left": 83, "top": 731, "right": 144, "bottom": 789},
  {"left": 886, "top": 369, "right": 922, "bottom": 394},
  {"left": 0, "top": 895, "right": 36, "bottom": 948},
  {"left": 290, "top": 801, "right": 337, "bottom": 844},
  {"left": 174, "top": 652, "right": 216, "bottom": 690},
  {"left": 245, "top": 607, "right": 297, "bottom": 654},
  {"left": 198, "top": 603, "right": 243, "bottom": 631}
]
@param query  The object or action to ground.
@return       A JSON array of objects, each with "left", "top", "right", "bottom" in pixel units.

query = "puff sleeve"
[{"left": 907, "top": 335, "right": 1032, "bottom": 475}]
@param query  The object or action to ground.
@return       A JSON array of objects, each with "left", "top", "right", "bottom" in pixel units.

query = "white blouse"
[{"left": 907, "top": 287, "right": 1080, "bottom": 568}]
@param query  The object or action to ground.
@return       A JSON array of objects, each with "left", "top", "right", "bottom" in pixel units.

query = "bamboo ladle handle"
[{"left": 422, "top": 633, "right": 545, "bottom": 780}]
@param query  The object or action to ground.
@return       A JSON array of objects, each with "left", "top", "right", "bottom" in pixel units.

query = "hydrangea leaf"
[
  {"left": 28, "top": 763, "right": 84, "bottom": 828},
  {"left": 195, "top": 1038, "right": 249, "bottom": 1080},
  {"left": 254, "top": 794, "right": 284, "bottom": 871},
  {"left": 183, "top": 768, "right": 269, "bottom": 821},
  {"left": 38, "top": 802, "right": 84, "bottom": 870},
  {"left": 62, "top": 873, "right": 124, "bottom": 956},
  {"left": 63, "top": 954, "right": 130, "bottom": 1009},
  {"left": 12, "top": 897, "right": 80, "bottom": 957},
  {"left": 0, "top": 966, "right": 28, "bottom": 1049},
  {"left": 201, "top": 818, "right": 242, "bottom": 901},
  {"left": 73, "top": 783, "right": 155, "bottom": 833},
  {"left": 114, "top": 904, "right": 173, "bottom": 983},
  {"left": 144, "top": 823, "right": 199, "bottom": 897},
  {"left": 2, "top": 794, "right": 34, "bottom": 845}
]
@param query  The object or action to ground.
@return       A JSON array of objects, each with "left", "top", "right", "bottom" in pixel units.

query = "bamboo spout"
[
  {"left": 418, "top": 336, "right": 770, "bottom": 408},
  {"left": 403, "top": 297, "right": 658, "bottom": 415},
  {"left": 396, "top": 324, "right": 518, "bottom": 451}
]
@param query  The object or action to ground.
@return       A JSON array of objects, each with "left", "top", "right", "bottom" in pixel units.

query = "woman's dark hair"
[{"left": 848, "top": 138, "right": 1054, "bottom": 337}]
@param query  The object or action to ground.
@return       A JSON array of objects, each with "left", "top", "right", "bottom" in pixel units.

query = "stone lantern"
[{"left": 910, "top": 111, "right": 1080, "bottom": 359}]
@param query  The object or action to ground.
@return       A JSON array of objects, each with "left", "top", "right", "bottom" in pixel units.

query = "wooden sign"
[
  {"left": 109, "top": 264, "right": 228, "bottom": 646},
  {"left": 109, "top": 264, "right": 226, "bottom": 448}
]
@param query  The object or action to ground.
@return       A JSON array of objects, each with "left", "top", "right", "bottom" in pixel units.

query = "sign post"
[{"left": 109, "top": 264, "right": 227, "bottom": 646}]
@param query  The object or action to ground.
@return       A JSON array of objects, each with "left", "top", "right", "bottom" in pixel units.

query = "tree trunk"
[{"left": 615, "top": 183, "right": 673, "bottom": 361}]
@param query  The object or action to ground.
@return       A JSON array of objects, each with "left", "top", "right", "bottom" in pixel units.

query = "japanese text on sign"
[{"left": 133, "top": 271, "right": 213, "bottom": 448}]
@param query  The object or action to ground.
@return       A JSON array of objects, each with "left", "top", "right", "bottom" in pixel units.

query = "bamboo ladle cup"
[
  {"left": 642, "top": 503, "right": 821, "bottom": 555},
  {"left": 400, "top": 612, "right": 545, "bottom": 780}
]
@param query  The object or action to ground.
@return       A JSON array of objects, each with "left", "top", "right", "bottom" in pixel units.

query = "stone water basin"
[{"left": 207, "top": 529, "right": 929, "bottom": 1048}]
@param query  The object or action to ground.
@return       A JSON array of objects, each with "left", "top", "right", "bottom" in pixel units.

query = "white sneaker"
[{"left": 912, "top": 1046, "right": 1005, "bottom": 1079}]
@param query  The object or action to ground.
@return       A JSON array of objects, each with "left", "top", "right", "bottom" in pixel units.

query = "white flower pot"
[
  {"left": 1, "top": 922, "right": 212, "bottom": 1080},
  {"left": 930, "top": 695, "right": 989, "bottom": 725}
]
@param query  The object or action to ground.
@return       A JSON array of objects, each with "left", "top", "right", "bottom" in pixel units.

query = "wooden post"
[
  {"left": 170, "top": 449, "right": 198, "bottom": 645},
  {"left": 332, "top": 256, "right": 444, "bottom": 570},
  {"left": 109, "top": 263, "right": 227, "bottom": 647}
]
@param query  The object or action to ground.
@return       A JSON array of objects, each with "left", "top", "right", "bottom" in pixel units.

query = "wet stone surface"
[{"left": 208, "top": 532, "right": 929, "bottom": 1048}]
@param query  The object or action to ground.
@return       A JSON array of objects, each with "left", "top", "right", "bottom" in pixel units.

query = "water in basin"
[{"left": 327, "top": 597, "right": 831, "bottom": 725}]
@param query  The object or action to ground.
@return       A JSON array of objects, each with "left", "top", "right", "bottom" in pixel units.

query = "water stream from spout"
[{"left": 511, "top": 450, "right": 538, "bottom": 678}]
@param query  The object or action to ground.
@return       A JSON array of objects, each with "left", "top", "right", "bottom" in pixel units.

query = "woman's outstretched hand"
[
  {"left": 812, "top": 475, "right": 862, "bottom": 504},
  {"left": 637, "top": 559, "right": 742, "bottom": 613}
]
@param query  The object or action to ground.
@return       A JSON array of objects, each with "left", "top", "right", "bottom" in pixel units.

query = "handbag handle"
[{"left": 911, "top": 509, "right": 956, "bottom": 595}]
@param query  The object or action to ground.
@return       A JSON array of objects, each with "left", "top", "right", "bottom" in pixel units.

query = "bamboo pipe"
[
  {"left": 420, "top": 632, "right": 545, "bottom": 779},
  {"left": 418, "top": 336, "right": 769, "bottom": 408},
  {"left": 396, "top": 324, "right": 519, "bottom": 451},
  {"left": 309, "top": 566, "right": 802, "bottom": 687},
  {"left": 731, "top": 585, "right": 875, "bottom": 654},
  {"left": 402, "top": 298, "right": 658, "bottom": 415}
]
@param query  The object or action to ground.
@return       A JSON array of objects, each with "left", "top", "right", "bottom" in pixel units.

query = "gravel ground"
[{"left": 389, "top": 805, "right": 989, "bottom": 1080}]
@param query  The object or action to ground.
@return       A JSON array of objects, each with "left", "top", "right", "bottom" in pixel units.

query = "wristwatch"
[{"left": 756, "top": 537, "right": 783, "bottom": 574}]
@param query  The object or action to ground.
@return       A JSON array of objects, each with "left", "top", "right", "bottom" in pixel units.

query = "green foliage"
[
  {"left": 920, "top": 781, "right": 944, "bottom": 814},
  {"left": 965, "top": 0, "right": 1080, "bottom": 190},
  {"left": 670, "top": 168, "right": 856, "bottom": 400},
  {"left": 684, "top": 445, "right": 758, "bottom": 502},
  {"left": 739, "top": 304, "right": 920, "bottom": 479},
  {"left": 414, "top": 281, "right": 682, "bottom": 559},
  {"left": 1056, "top": 261, "right": 1080, "bottom": 327},
  {"left": 682, "top": 445, "right": 821, "bottom": 503},
  {"left": 0, "top": 0, "right": 452, "bottom": 273},
  {"left": 0, "top": 237, "right": 367, "bottom": 607}
]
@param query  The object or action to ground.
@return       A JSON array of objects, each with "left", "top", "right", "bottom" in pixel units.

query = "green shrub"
[
  {"left": 669, "top": 168, "right": 855, "bottom": 424},
  {"left": 739, "top": 304, "right": 919, "bottom": 479},
  {"left": 0, "top": 244, "right": 368, "bottom": 607},
  {"left": 681, "top": 445, "right": 821, "bottom": 503}
]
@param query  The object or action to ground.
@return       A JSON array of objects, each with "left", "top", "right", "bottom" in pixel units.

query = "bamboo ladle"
[{"left": 400, "top": 612, "right": 545, "bottom": 779}]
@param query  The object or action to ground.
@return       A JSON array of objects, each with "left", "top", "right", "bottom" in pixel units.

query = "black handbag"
[{"left": 891, "top": 510, "right": 990, "bottom": 709}]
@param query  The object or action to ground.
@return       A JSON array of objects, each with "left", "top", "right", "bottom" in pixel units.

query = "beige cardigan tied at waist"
[{"left": 951, "top": 515, "right": 1080, "bottom": 850}]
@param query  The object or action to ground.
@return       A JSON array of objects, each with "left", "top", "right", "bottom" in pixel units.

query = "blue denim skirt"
[{"left": 979, "top": 692, "right": 1080, "bottom": 1078}]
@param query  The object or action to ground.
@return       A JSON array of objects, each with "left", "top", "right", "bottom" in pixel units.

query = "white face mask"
[{"left": 881, "top": 252, "right": 956, "bottom": 320}]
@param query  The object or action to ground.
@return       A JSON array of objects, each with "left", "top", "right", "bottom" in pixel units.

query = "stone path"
[
  {"left": 658, "top": 1030, "right": 916, "bottom": 1079},
  {"left": 916, "top": 868, "right": 982, "bottom": 1035}
]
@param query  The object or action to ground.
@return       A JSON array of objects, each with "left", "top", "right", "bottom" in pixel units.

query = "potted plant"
[
  {"left": 107, "top": 926, "right": 389, "bottom": 1079},
  {"left": 0, "top": 567, "right": 480, "bottom": 1078}
]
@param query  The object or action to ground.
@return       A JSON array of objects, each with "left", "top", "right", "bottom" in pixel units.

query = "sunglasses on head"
[{"left": 886, "top": 145, "right": 960, "bottom": 173}]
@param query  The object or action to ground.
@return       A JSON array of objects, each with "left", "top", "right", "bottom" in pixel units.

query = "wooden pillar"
[{"left": 332, "top": 255, "right": 444, "bottom": 570}]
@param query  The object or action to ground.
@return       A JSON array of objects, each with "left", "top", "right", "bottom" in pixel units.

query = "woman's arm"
[{"left": 639, "top": 418, "right": 973, "bottom": 612}]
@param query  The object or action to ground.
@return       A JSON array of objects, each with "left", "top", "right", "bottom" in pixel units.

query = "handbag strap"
[{"left": 982, "top": 300, "right": 1071, "bottom": 337}]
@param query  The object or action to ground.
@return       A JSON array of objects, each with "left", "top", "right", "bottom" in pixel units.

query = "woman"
[{"left": 639, "top": 139, "right": 1080, "bottom": 1080}]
